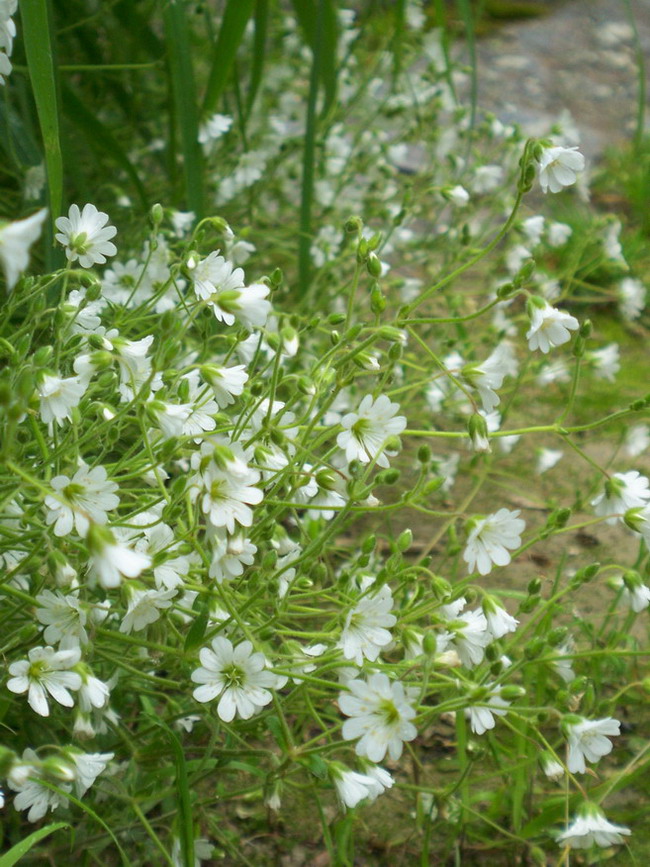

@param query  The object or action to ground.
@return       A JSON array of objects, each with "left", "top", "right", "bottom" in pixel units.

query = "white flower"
[
  {"left": 536, "top": 145, "right": 585, "bottom": 194},
  {"left": 148, "top": 400, "right": 193, "bottom": 438},
  {"left": 191, "top": 637, "right": 280, "bottom": 722},
  {"left": 466, "top": 685, "right": 510, "bottom": 734},
  {"left": 208, "top": 528, "right": 257, "bottom": 583},
  {"left": 536, "top": 358, "right": 570, "bottom": 385},
  {"left": 0, "top": 52, "right": 12, "bottom": 88},
  {"left": 612, "top": 572, "right": 650, "bottom": 613},
  {"left": 331, "top": 764, "right": 392, "bottom": 809},
  {"left": 618, "top": 277, "right": 646, "bottom": 321},
  {"left": 445, "top": 185, "right": 470, "bottom": 206},
  {"left": 87, "top": 525, "right": 152, "bottom": 589},
  {"left": 536, "top": 447, "right": 564, "bottom": 474},
  {"left": 564, "top": 716, "right": 620, "bottom": 774},
  {"left": 463, "top": 509, "right": 525, "bottom": 576},
  {"left": 603, "top": 219, "right": 627, "bottom": 265},
  {"left": 547, "top": 221, "right": 572, "bottom": 247},
  {"left": 65, "top": 749, "right": 114, "bottom": 797},
  {"left": 191, "top": 251, "right": 271, "bottom": 328},
  {"left": 526, "top": 300, "right": 579, "bottom": 353},
  {"left": 35, "top": 590, "right": 88, "bottom": 647},
  {"left": 111, "top": 333, "right": 161, "bottom": 403},
  {"left": 482, "top": 596, "right": 519, "bottom": 639},
  {"left": 624, "top": 424, "right": 650, "bottom": 457},
  {"left": 38, "top": 373, "right": 87, "bottom": 427},
  {"left": 541, "top": 754, "right": 564, "bottom": 780},
  {"left": 101, "top": 258, "right": 145, "bottom": 306},
  {"left": 339, "top": 672, "right": 418, "bottom": 762},
  {"left": 556, "top": 803, "right": 630, "bottom": 849},
  {"left": 7, "top": 645, "right": 82, "bottom": 716},
  {"left": 338, "top": 585, "right": 396, "bottom": 665},
  {"left": 225, "top": 238, "right": 256, "bottom": 265},
  {"left": 446, "top": 608, "right": 491, "bottom": 668},
  {"left": 588, "top": 343, "right": 620, "bottom": 381},
  {"left": 592, "top": 471, "right": 650, "bottom": 524},
  {"left": 171, "top": 837, "right": 214, "bottom": 867},
  {"left": 362, "top": 763, "right": 394, "bottom": 801},
  {"left": 169, "top": 210, "right": 195, "bottom": 237},
  {"left": 521, "top": 215, "right": 545, "bottom": 246},
  {"left": 462, "top": 342, "right": 517, "bottom": 413},
  {"left": 135, "top": 521, "right": 190, "bottom": 590},
  {"left": 201, "top": 364, "right": 248, "bottom": 407},
  {"left": 45, "top": 463, "right": 119, "bottom": 537},
  {"left": 120, "top": 586, "right": 176, "bottom": 633},
  {"left": 198, "top": 456, "right": 263, "bottom": 534},
  {"left": 472, "top": 165, "right": 503, "bottom": 193},
  {"left": 7, "top": 750, "right": 71, "bottom": 822},
  {"left": 553, "top": 639, "right": 576, "bottom": 683},
  {"left": 77, "top": 670, "right": 111, "bottom": 712},
  {"left": 55, "top": 203, "right": 117, "bottom": 267},
  {"left": 63, "top": 287, "right": 103, "bottom": 335},
  {"left": 337, "top": 394, "right": 406, "bottom": 468},
  {"left": 0, "top": 208, "right": 47, "bottom": 290},
  {"left": 198, "top": 112, "right": 232, "bottom": 148}
]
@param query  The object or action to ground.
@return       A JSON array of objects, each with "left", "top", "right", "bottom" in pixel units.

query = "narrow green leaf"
[
  {"left": 296, "top": 0, "right": 323, "bottom": 295},
  {"left": 246, "top": 0, "right": 269, "bottom": 120},
  {"left": 0, "top": 822, "right": 69, "bottom": 867},
  {"left": 290, "top": 0, "right": 338, "bottom": 115},
  {"left": 61, "top": 85, "right": 149, "bottom": 210},
  {"left": 183, "top": 600, "right": 209, "bottom": 652},
  {"left": 162, "top": 0, "right": 204, "bottom": 218},
  {"left": 456, "top": 0, "right": 477, "bottom": 135},
  {"left": 36, "top": 780, "right": 130, "bottom": 866},
  {"left": 202, "top": 0, "right": 255, "bottom": 117},
  {"left": 20, "top": 0, "right": 63, "bottom": 223},
  {"left": 146, "top": 716, "right": 194, "bottom": 867},
  {"left": 0, "top": 100, "right": 42, "bottom": 169}
]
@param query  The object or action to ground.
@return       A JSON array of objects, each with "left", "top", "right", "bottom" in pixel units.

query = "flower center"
[
  {"left": 378, "top": 698, "right": 400, "bottom": 726},
  {"left": 63, "top": 482, "right": 86, "bottom": 503},
  {"left": 70, "top": 232, "right": 90, "bottom": 256},
  {"left": 28, "top": 660, "right": 49, "bottom": 680},
  {"left": 223, "top": 663, "right": 245, "bottom": 689},
  {"left": 351, "top": 418, "right": 370, "bottom": 439}
]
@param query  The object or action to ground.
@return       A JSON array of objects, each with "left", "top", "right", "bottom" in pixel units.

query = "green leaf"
[
  {"left": 20, "top": 0, "right": 63, "bottom": 224},
  {"left": 60, "top": 84, "right": 149, "bottom": 210},
  {"left": 162, "top": 0, "right": 204, "bottom": 218},
  {"left": 303, "top": 754, "right": 328, "bottom": 780},
  {"left": 146, "top": 716, "right": 195, "bottom": 867},
  {"left": 183, "top": 600, "right": 209, "bottom": 652},
  {"left": 202, "top": 0, "right": 256, "bottom": 117},
  {"left": 0, "top": 823, "right": 69, "bottom": 867}
]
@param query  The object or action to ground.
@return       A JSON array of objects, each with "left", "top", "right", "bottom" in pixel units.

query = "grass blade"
[
  {"left": 162, "top": 0, "right": 204, "bottom": 218},
  {"left": 290, "top": 0, "right": 338, "bottom": 115},
  {"left": 20, "top": 0, "right": 63, "bottom": 223},
  {"left": 202, "top": 0, "right": 255, "bottom": 117},
  {"left": 0, "top": 823, "right": 70, "bottom": 867},
  {"left": 246, "top": 0, "right": 269, "bottom": 120},
  {"left": 147, "top": 716, "right": 195, "bottom": 867}
]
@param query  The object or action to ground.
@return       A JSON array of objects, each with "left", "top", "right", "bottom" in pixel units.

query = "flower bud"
[
  {"left": 150, "top": 203, "right": 164, "bottom": 227},
  {"left": 397, "top": 528, "right": 413, "bottom": 552},
  {"left": 468, "top": 413, "right": 490, "bottom": 453},
  {"left": 367, "top": 254, "right": 383, "bottom": 280},
  {"left": 344, "top": 216, "right": 363, "bottom": 234}
]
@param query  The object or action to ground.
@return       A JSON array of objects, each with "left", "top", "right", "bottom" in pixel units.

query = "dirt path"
[{"left": 471, "top": 0, "right": 650, "bottom": 159}]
